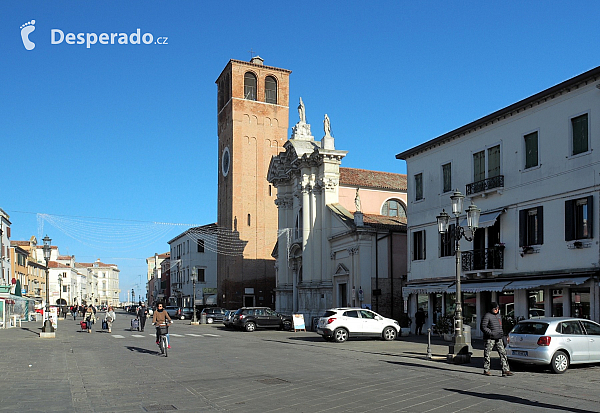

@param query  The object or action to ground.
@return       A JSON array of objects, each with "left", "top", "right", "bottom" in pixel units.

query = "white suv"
[{"left": 316, "top": 308, "right": 400, "bottom": 343}]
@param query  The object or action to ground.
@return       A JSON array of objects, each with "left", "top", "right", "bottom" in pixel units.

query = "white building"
[
  {"left": 75, "top": 259, "right": 120, "bottom": 306},
  {"left": 0, "top": 208, "right": 12, "bottom": 285},
  {"left": 268, "top": 104, "right": 408, "bottom": 326},
  {"left": 397, "top": 66, "right": 600, "bottom": 336},
  {"left": 147, "top": 252, "right": 169, "bottom": 305},
  {"left": 168, "top": 224, "right": 218, "bottom": 308}
]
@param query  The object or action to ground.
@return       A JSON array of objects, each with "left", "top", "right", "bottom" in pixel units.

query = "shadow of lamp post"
[{"left": 436, "top": 190, "right": 480, "bottom": 364}]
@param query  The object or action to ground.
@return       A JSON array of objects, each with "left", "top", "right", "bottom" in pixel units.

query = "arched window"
[
  {"left": 294, "top": 209, "right": 303, "bottom": 240},
  {"left": 265, "top": 76, "right": 277, "bottom": 104},
  {"left": 381, "top": 199, "right": 407, "bottom": 218},
  {"left": 244, "top": 72, "right": 257, "bottom": 100}
]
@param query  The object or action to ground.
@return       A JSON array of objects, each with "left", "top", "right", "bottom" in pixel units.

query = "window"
[
  {"left": 413, "top": 230, "right": 426, "bottom": 260},
  {"left": 247, "top": 213, "right": 251, "bottom": 226},
  {"left": 244, "top": 72, "right": 257, "bottom": 100},
  {"left": 442, "top": 163, "right": 452, "bottom": 193},
  {"left": 488, "top": 145, "right": 500, "bottom": 177},
  {"left": 415, "top": 173, "right": 423, "bottom": 201},
  {"left": 381, "top": 199, "right": 406, "bottom": 218},
  {"left": 565, "top": 196, "right": 593, "bottom": 240},
  {"left": 197, "top": 268, "right": 205, "bottom": 283},
  {"left": 519, "top": 207, "right": 543, "bottom": 246},
  {"left": 571, "top": 113, "right": 588, "bottom": 156},
  {"left": 265, "top": 76, "right": 277, "bottom": 104},
  {"left": 473, "top": 145, "right": 500, "bottom": 181},
  {"left": 197, "top": 239, "right": 205, "bottom": 253},
  {"left": 524, "top": 131, "right": 538, "bottom": 169},
  {"left": 440, "top": 224, "right": 455, "bottom": 257}
]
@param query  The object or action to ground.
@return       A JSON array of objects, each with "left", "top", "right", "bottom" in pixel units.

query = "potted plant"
[
  {"left": 433, "top": 313, "right": 454, "bottom": 341},
  {"left": 398, "top": 313, "right": 412, "bottom": 336}
]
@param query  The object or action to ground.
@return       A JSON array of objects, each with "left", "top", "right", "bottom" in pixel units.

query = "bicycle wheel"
[
  {"left": 162, "top": 336, "right": 168, "bottom": 357},
  {"left": 158, "top": 336, "right": 165, "bottom": 354}
]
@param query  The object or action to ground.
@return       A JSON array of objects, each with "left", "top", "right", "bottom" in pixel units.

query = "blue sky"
[{"left": 2, "top": 1, "right": 600, "bottom": 301}]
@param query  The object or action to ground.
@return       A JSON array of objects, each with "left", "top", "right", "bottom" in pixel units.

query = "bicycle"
[{"left": 155, "top": 322, "right": 171, "bottom": 357}]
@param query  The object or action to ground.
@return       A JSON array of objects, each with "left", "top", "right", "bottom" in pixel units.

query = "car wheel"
[
  {"left": 382, "top": 327, "right": 397, "bottom": 341},
  {"left": 282, "top": 320, "right": 292, "bottom": 331},
  {"left": 333, "top": 328, "right": 348, "bottom": 343},
  {"left": 207, "top": 317, "right": 214, "bottom": 324},
  {"left": 245, "top": 322, "right": 256, "bottom": 332},
  {"left": 551, "top": 350, "right": 569, "bottom": 374}
]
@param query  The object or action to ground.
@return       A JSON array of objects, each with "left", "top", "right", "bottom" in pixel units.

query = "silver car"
[{"left": 507, "top": 317, "right": 600, "bottom": 373}]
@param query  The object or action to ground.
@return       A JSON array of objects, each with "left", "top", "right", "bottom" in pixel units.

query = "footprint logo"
[{"left": 20, "top": 20, "right": 36, "bottom": 50}]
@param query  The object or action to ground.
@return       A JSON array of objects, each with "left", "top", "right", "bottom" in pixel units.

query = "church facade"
[{"left": 268, "top": 100, "right": 408, "bottom": 327}]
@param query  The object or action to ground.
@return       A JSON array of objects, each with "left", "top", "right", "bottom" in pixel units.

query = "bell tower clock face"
[{"left": 221, "top": 146, "right": 230, "bottom": 177}]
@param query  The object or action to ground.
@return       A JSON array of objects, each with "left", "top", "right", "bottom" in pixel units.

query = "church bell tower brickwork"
[{"left": 215, "top": 57, "right": 291, "bottom": 308}]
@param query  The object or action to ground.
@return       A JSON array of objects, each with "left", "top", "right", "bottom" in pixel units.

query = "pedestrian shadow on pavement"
[
  {"left": 125, "top": 346, "right": 160, "bottom": 356},
  {"left": 383, "top": 359, "right": 485, "bottom": 376},
  {"left": 20, "top": 327, "right": 42, "bottom": 336},
  {"left": 446, "top": 388, "right": 596, "bottom": 413}
]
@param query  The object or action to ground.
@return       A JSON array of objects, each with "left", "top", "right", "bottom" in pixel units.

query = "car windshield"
[{"left": 512, "top": 322, "right": 548, "bottom": 335}]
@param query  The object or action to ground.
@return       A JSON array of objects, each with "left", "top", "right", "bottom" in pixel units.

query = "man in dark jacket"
[
  {"left": 137, "top": 303, "right": 148, "bottom": 332},
  {"left": 480, "top": 302, "right": 513, "bottom": 376}
]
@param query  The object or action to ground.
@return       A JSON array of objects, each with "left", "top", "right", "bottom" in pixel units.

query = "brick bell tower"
[{"left": 215, "top": 56, "right": 291, "bottom": 309}]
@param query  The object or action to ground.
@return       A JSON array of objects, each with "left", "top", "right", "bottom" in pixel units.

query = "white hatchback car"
[{"left": 316, "top": 308, "right": 400, "bottom": 343}]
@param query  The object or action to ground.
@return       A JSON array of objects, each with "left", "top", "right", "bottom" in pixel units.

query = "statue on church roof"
[
  {"left": 355, "top": 187, "right": 362, "bottom": 212},
  {"left": 298, "top": 97, "right": 306, "bottom": 123},
  {"left": 324, "top": 114, "right": 331, "bottom": 137}
]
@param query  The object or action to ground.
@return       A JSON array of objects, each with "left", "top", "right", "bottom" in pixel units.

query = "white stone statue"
[
  {"left": 324, "top": 114, "right": 331, "bottom": 137},
  {"left": 298, "top": 97, "right": 306, "bottom": 123},
  {"left": 355, "top": 188, "right": 362, "bottom": 212}
]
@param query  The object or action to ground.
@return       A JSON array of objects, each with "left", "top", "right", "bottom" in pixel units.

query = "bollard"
[{"left": 426, "top": 328, "right": 432, "bottom": 360}]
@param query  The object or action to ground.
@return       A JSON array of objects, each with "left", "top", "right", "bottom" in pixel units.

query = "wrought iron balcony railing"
[
  {"left": 462, "top": 246, "right": 504, "bottom": 271},
  {"left": 466, "top": 175, "right": 504, "bottom": 196}
]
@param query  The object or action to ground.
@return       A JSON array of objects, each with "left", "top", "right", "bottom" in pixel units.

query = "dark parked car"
[
  {"left": 232, "top": 307, "right": 292, "bottom": 332},
  {"left": 177, "top": 307, "right": 194, "bottom": 320},
  {"left": 200, "top": 307, "right": 227, "bottom": 324}
]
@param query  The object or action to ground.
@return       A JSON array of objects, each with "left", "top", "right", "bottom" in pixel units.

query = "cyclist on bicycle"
[{"left": 152, "top": 302, "right": 172, "bottom": 348}]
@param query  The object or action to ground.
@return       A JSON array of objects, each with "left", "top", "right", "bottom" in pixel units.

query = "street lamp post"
[
  {"left": 58, "top": 276, "right": 63, "bottom": 319},
  {"left": 437, "top": 190, "right": 480, "bottom": 364},
  {"left": 41, "top": 235, "right": 54, "bottom": 334},
  {"left": 191, "top": 267, "right": 198, "bottom": 324}
]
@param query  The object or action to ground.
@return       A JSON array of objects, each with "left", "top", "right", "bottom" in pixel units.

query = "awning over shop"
[
  {"left": 460, "top": 210, "right": 503, "bottom": 229},
  {"left": 505, "top": 276, "right": 590, "bottom": 290},
  {"left": 456, "top": 280, "right": 512, "bottom": 293},
  {"left": 402, "top": 283, "right": 453, "bottom": 297}
]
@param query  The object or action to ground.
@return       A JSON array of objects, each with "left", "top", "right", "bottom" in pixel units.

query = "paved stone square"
[{"left": 1, "top": 313, "right": 599, "bottom": 412}]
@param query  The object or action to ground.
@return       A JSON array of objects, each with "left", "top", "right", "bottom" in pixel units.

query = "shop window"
[
  {"left": 571, "top": 289, "right": 590, "bottom": 319},
  {"left": 552, "top": 289, "right": 563, "bottom": 317}
]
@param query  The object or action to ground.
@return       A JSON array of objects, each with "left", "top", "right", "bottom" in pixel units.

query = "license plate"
[{"left": 512, "top": 350, "right": 528, "bottom": 356}]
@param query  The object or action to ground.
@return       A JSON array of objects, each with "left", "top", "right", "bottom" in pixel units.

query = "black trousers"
[{"left": 139, "top": 316, "right": 146, "bottom": 331}]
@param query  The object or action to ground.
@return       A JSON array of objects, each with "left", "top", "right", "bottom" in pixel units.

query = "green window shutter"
[
  {"left": 565, "top": 200, "right": 575, "bottom": 241},
  {"left": 415, "top": 174, "right": 423, "bottom": 200},
  {"left": 473, "top": 151, "right": 485, "bottom": 182},
  {"left": 524, "top": 132, "right": 538, "bottom": 169},
  {"left": 519, "top": 209, "right": 527, "bottom": 247},
  {"left": 537, "top": 206, "right": 544, "bottom": 245},
  {"left": 442, "top": 163, "right": 451, "bottom": 193},
  {"left": 488, "top": 145, "right": 500, "bottom": 178},
  {"left": 572, "top": 114, "right": 588, "bottom": 155}
]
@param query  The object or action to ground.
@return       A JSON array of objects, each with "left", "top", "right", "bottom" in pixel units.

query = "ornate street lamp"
[
  {"left": 42, "top": 235, "right": 54, "bottom": 334},
  {"left": 191, "top": 267, "right": 198, "bottom": 324},
  {"left": 437, "top": 190, "right": 480, "bottom": 363}
]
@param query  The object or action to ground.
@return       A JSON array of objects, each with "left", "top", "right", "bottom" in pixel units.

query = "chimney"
[{"left": 250, "top": 55, "right": 264, "bottom": 66}]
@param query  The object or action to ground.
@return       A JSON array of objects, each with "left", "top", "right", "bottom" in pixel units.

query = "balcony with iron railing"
[
  {"left": 462, "top": 246, "right": 504, "bottom": 272},
  {"left": 466, "top": 175, "right": 504, "bottom": 196}
]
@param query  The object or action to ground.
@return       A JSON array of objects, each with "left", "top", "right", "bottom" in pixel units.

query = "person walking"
[
  {"left": 71, "top": 305, "right": 77, "bottom": 320},
  {"left": 85, "top": 305, "right": 96, "bottom": 333},
  {"left": 137, "top": 303, "right": 148, "bottom": 332},
  {"left": 415, "top": 308, "right": 426, "bottom": 335},
  {"left": 104, "top": 306, "right": 116, "bottom": 333},
  {"left": 480, "top": 302, "right": 513, "bottom": 376}
]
